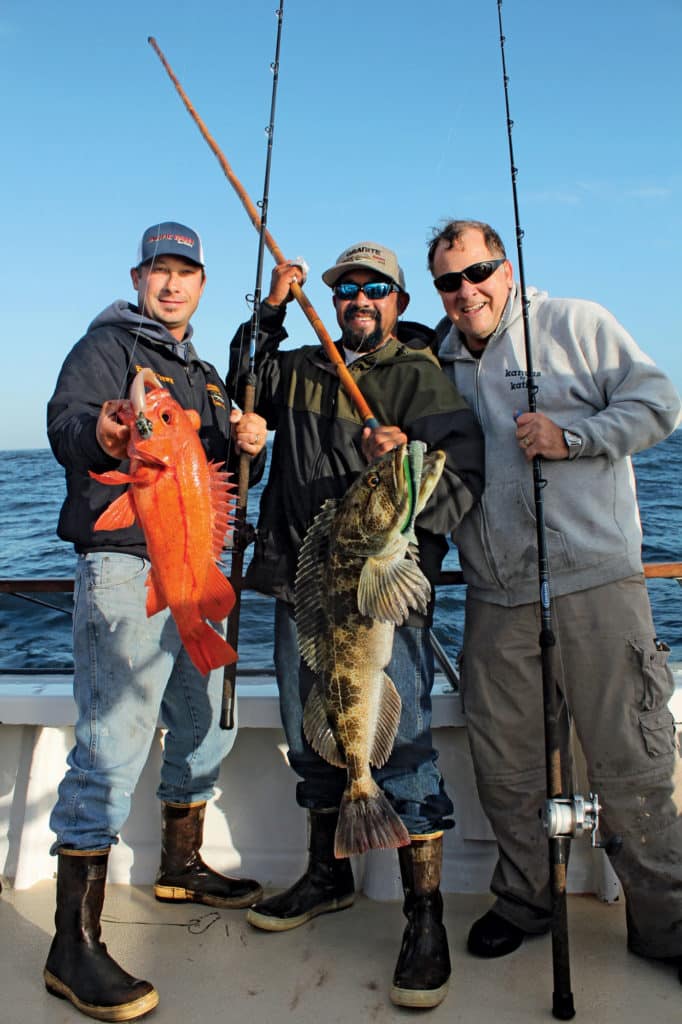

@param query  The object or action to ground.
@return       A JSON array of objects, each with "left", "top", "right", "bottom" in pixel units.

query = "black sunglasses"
[
  {"left": 333, "top": 281, "right": 399, "bottom": 300},
  {"left": 433, "top": 258, "right": 506, "bottom": 293}
]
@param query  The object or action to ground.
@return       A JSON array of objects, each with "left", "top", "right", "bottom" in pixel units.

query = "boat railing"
[{"left": 2, "top": 565, "right": 680, "bottom": 689}]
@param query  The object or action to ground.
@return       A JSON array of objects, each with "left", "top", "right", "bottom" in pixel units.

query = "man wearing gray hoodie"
[{"left": 428, "top": 218, "right": 682, "bottom": 981}]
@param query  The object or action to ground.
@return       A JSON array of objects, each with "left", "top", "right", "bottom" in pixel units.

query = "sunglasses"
[
  {"left": 333, "top": 281, "right": 399, "bottom": 300},
  {"left": 433, "top": 258, "right": 506, "bottom": 293}
]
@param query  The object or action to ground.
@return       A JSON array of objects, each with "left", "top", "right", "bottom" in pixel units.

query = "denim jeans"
[
  {"left": 274, "top": 600, "right": 453, "bottom": 835},
  {"left": 50, "top": 552, "right": 236, "bottom": 852}
]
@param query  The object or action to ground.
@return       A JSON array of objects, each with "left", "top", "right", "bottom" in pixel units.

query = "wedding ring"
[{"left": 523, "top": 437, "right": 531, "bottom": 448}]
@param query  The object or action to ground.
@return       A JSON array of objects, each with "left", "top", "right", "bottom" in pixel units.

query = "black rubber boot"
[
  {"left": 154, "top": 801, "right": 263, "bottom": 909},
  {"left": 467, "top": 909, "right": 526, "bottom": 958},
  {"left": 390, "top": 833, "right": 451, "bottom": 1009},
  {"left": 43, "top": 848, "right": 159, "bottom": 1022},
  {"left": 246, "top": 808, "right": 355, "bottom": 932}
]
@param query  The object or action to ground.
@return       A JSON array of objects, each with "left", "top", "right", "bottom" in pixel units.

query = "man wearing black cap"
[
  {"left": 227, "top": 241, "right": 485, "bottom": 1009},
  {"left": 45, "top": 222, "right": 268, "bottom": 1021}
]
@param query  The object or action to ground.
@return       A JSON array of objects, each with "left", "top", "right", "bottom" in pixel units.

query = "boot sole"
[
  {"left": 153, "top": 883, "right": 263, "bottom": 909},
  {"left": 246, "top": 894, "right": 355, "bottom": 932},
  {"left": 44, "top": 969, "right": 159, "bottom": 1022},
  {"left": 389, "top": 979, "right": 450, "bottom": 1009}
]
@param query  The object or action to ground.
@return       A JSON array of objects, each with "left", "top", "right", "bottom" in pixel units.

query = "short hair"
[{"left": 427, "top": 220, "right": 507, "bottom": 270}]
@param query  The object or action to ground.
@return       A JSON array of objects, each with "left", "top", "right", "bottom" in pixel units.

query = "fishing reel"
[{"left": 541, "top": 793, "right": 601, "bottom": 846}]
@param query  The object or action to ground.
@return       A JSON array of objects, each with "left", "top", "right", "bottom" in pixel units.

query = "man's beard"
[{"left": 341, "top": 305, "right": 386, "bottom": 353}]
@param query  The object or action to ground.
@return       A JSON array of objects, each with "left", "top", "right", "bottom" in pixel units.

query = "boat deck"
[{"left": 1, "top": 882, "right": 679, "bottom": 1024}]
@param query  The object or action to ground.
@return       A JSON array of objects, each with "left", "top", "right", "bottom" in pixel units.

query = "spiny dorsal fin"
[
  {"left": 295, "top": 499, "right": 338, "bottom": 673},
  {"left": 358, "top": 554, "right": 431, "bottom": 625},
  {"left": 208, "top": 461, "right": 235, "bottom": 562}
]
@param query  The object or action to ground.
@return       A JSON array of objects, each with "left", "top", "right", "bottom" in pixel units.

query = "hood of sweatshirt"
[{"left": 87, "top": 300, "right": 194, "bottom": 359}]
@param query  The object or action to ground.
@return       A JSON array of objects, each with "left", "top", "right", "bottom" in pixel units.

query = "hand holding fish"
[
  {"left": 229, "top": 408, "right": 267, "bottom": 455},
  {"left": 264, "top": 258, "right": 309, "bottom": 307},
  {"left": 361, "top": 424, "right": 408, "bottom": 463},
  {"left": 96, "top": 399, "right": 131, "bottom": 459},
  {"left": 90, "top": 368, "right": 238, "bottom": 676}
]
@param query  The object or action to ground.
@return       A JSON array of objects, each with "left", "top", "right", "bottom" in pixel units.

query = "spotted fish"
[{"left": 295, "top": 442, "right": 445, "bottom": 857}]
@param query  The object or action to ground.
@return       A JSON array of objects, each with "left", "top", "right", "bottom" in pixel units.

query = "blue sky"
[{"left": 3, "top": 0, "right": 681, "bottom": 450}]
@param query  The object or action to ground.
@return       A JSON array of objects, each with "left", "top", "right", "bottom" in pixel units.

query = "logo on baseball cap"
[
  {"left": 321, "top": 241, "right": 406, "bottom": 291},
  {"left": 136, "top": 221, "right": 205, "bottom": 267}
]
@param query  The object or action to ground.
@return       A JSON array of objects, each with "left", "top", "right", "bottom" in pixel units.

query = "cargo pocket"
[
  {"left": 629, "top": 637, "right": 677, "bottom": 758},
  {"left": 638, "top": 705, "right": 676, "bottom": 758},
  {"left": 629, "top": 637, "right": 675, "bottom": 711}
]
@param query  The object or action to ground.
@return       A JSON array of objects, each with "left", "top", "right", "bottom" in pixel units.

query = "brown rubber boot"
[
  {"left": 390, "top": 832, "right": 451, "bottom": 1009},
  {"left": 154, "top": 801, "right": 263, "bottom": 908},
  {"left": 43, "top": 848, "right": 159, "bottom": 1022},
  {"left": 246, "top": 808, "right": 355, "bottom": 932}
]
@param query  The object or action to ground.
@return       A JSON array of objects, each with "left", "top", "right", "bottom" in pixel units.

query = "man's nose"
[
  {"left": 161, "top": 271, "right": 183, "bottom": 290},
  {"left": 455, "top": 276, "right": 478, "bottom": 297}
]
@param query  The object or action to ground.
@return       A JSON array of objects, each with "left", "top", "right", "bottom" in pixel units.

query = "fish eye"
[
  {"left": 161, "top": 411, "right": 172, "bottom": 424},
  {"left": 367, "top": 473, "right": 381, "bottom": 488}
]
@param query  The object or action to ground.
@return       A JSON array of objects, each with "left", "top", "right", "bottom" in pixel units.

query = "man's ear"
[
  {"left": 397, "top": 291, "right": 410, "bottom": 315},
  {"left": 130, "top": 266, "right": 140, "bottom": 289}
]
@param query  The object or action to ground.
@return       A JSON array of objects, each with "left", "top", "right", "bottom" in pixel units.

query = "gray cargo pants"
[{"left": 461, "top": 574, "right": 682, "bottom": 958}]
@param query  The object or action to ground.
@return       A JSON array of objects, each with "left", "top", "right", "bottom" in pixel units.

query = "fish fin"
[
  {"left": 334, "top": 782, "right": 410, "bottom": 857},
  {"left": 295, "top": 499, "right": 338, "bottom": 672},
  {"left": 89, "top": 469, "right": 135, "bottom": 485},
  {"left": 180, "top": 622, "right": 238, "bottom": 676},
  {"left": 208, "top": 461, "right": 236, "bottom": 559},
  {"left": 92, "top": 491, "right": 137, "bottom": 531},
  {"left": 198, "top": 563, "right": 236, "bottom": 621},
  {"left": 369, "top": 673, "right": 402, "bottom": 768},
  {"left": 302, "top": 684, "right": 345, "bottom": 767},
  {"left": 145, "top": 569, "right": 167, "bottom": 616},
  {"left": 357, "top": 553, "right": 431, "bottom": 625}
]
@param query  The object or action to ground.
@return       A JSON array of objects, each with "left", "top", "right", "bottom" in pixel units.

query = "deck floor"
[{"left": 1, "top": 882, "right": 679, "bottom": 1023}]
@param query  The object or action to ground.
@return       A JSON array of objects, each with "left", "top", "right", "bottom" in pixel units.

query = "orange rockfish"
[
  {"left": 295, "top": 442, "right": 445, "bottom": 858},
  {"left": 90, "top": 368, "right": 237, "bottom": 675}
]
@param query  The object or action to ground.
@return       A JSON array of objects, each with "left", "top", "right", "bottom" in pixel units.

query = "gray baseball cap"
[{"left": 321, "top": 241, "right": 406, "bottom": 291}]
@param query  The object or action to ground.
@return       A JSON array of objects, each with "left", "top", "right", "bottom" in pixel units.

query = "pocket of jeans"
[
  {"left": 638, "top": 705, "right": 676, "bottom": 758},
  {"left": 86, "top": 552, "right": 148, "bottom": 591}
]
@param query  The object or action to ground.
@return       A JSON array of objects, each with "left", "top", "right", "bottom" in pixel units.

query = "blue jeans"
[
  {"left": 274, "top": 600, "right": 453, "bottom": 835},
  {"left": 50, "top": 552, "right": 236, "bottom": 852}
]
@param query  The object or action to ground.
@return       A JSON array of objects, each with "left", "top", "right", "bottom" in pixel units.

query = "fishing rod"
[
  {"left": 148, "top": 35, "right": 379, "bottom": 431},
  {"left": 496, "top": 2, "right": 592, "bottom": 1018},
  {"left": 220, "top": 4, "right": 285, "bottom": 730}
]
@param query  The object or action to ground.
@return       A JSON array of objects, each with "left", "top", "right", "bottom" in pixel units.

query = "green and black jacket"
[{"left": 227, "top": 302, "right": 484, "bottom": 625}]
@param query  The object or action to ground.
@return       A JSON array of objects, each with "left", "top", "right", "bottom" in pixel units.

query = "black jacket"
[
  {"left": 48, "top": 300, "right": 263, "bottom": 556},
  {"left": 227, "top": 302, "right": 484, "bottom": 624}
]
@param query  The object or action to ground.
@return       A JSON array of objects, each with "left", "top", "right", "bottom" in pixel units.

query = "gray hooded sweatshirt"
[{"left": 438, "top": 285, "right": 681, "bottom": 606}]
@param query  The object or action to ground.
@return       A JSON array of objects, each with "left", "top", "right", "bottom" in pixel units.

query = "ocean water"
[{"left": 1, "top": 432, "right": 680, "bottom": 674}]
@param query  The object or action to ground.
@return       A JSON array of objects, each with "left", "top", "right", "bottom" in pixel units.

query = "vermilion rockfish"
[
  {"left": 295, "top": 442, "right": 446, "bottom": 858},
  {"left": 89, "top": 368, "right": 237, "bottom": 675}
]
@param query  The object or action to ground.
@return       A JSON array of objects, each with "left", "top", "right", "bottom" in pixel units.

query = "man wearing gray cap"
[
  {"left": 227, "top": 241, "right": 485, "bottom": 1008},
  {"left": 46, "top": 221, "right": 268, "bottom": 1020}
]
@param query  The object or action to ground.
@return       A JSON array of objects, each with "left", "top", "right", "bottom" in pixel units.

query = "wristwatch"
[{"left": 562, "top": 429, "right": 583, "bottom": 459}]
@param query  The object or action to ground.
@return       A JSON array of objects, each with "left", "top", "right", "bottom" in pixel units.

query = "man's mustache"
[{"left": 343, "top": 305, "right": 379, "bottom": 324}]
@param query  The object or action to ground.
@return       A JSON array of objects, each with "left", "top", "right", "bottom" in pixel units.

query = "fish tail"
[
  {"left": 181, "top": 622, "right": 238, "bottom": 676},
  {"left": 334, "top": 781, "right": 410, "bottom": 858}
]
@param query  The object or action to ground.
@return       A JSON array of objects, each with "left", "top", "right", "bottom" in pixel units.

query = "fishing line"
[
  {"left": 115, "top": 235, "right": 166, "bottom": 403},
  {"left": 496, "top": 2, "right": 575, "bottom": 1018}
]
